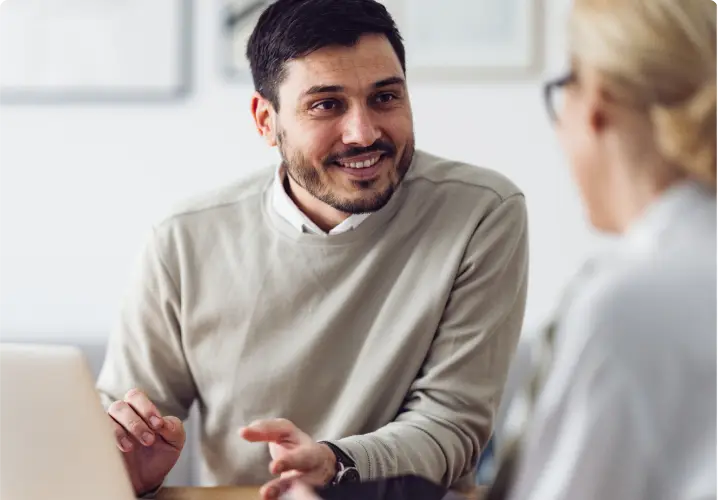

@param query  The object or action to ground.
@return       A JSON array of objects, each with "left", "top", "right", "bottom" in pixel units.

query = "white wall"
[{"left": 0, "top": 0, "right": 604, "bottom": 340}]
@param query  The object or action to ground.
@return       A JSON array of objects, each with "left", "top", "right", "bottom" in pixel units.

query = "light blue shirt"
[{"left": 511, "top": 180, "right": 717, "bottom": 500}]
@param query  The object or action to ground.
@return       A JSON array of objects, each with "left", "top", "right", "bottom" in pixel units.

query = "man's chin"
[{"left": 330, "top": 186, "right": 396, "bottom": 214}]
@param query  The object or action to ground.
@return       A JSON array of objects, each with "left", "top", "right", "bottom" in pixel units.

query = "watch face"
[{"left": 338, "top": 467, "right": 360, "bottom": 483}]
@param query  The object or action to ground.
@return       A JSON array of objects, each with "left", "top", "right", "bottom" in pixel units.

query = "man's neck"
[{"left": 285, "top": 173, "right": 351, "bottom": 232}]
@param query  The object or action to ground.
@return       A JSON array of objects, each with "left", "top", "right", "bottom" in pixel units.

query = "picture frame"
[
  {"left": 0, "top": 0, "right": 193, "bottom": 104},
  {"left": 220, "top": 0, "right": 543, "bottom": 84},
  {"left": 381, "top": 0, "right": 543, "bottom": 81},
  {"left": 220, "top": 0, "right": 270, "bottom": 83}
]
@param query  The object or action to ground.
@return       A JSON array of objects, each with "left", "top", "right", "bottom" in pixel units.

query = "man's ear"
[{"left": 251, "top": 92, "right": 277, "bottom": 147}]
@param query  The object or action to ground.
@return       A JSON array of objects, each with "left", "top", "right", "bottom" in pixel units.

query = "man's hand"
[
  {"left": 286, "top": 481, "right": 323, "bottom": 500},
  {"left": 107, "top": 388, "right": 186, "bottom": 496},
  {"left": 238, "top": 418, "right": 336, "bottom": 500}
]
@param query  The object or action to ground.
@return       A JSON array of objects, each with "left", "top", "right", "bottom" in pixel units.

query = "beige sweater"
[{"left": 97, "top": 150, "right": 529, "bottom": 491}]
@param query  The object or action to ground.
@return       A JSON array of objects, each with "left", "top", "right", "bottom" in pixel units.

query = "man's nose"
[{"left": 341, "top": 107, "right": 381, "bottom": 147}]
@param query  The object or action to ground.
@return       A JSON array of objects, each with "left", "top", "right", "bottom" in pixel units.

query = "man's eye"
[
  {"left": 375, "top": 93, "right": 397, "bottom": 104},
  {"left": 312, "top": 100, "right": 341, "bottom": 111}
]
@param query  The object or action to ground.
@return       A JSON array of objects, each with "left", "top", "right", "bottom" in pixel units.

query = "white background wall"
[{"left": 0, "top": 0, "right": 605, "bottom": 341}]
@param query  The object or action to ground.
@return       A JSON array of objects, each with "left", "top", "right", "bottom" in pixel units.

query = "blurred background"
[
  {"left": 0, "top": 0, "right": 609, "bottom": 342},
  {"left": 0, "top": 0, "right": 611, "bottom": 485}
]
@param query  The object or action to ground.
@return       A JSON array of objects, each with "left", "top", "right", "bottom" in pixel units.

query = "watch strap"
[{"left": 320, "top": 441, "right": 356, "bottom": 469}]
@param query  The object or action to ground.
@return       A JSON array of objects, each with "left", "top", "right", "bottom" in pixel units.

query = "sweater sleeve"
[
  {"left": 96, "top": 226, "right": 197, "bottom": 420},
  {"left": 329, "top": 194, "right": 529, "bottom": 489}
]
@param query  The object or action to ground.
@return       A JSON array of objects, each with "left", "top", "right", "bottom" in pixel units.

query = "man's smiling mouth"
[{"left": 334, "top": 152, "right": 384, "bottom": 169}]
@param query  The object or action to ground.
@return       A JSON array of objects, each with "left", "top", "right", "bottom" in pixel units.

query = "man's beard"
[{"left": 277, "top": 131, "right": 415, "bottom": 214}]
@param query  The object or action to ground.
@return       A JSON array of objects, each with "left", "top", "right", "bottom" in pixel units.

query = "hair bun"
[{"left": 652, "top": 81, "right": 717, "bottom": 188}]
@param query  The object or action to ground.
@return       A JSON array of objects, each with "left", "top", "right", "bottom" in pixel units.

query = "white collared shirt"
[
  {"left": 272, "top": 167, "right": 372, "bottom": 235},
  {"left": 510, "top": 181, "right": 717, "bottom": 500}
]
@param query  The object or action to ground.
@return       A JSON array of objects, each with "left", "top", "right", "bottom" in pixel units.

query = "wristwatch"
[{"left": 320, "top": 441, "right": 360, "bottom": 485}]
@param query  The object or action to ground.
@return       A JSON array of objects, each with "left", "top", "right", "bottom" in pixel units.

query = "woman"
[{"left": 493, "top": 0, "right": 716, "bottom": 499}]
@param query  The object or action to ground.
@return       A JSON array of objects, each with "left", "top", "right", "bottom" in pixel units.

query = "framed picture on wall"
[
  {"left": 380, "top": 0, "right": 543, "bottom": 80},
  {"left": 0, "top": 0, "right": 192, "bottom": 103},
  {"left": 220, "top": 0, "right": 542, "bottom": 83},
  {"left": 220, "top": 0, "right": 270, "bottom": 83}
]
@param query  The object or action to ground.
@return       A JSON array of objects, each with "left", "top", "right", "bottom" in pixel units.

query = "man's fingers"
[
  {"left": 261, "top": 478, "right": 322, "bottom": 500},
  {"left": 107, "top": 400, "right": 155, "bottom": 447},
  {"left": 270, "top": 447, "right": 319, "bottom": 475},
  {"left": 109, "top": 417, "right": 134, "bottom": 453},
  {"left": 239, "top": 418, "right": 296, "bottom": 443},
  {"left": 155, "top": 416, "right": 186, "bottom": 450},
  {"left": 287, "top": 482, "right": 322, "bottom": 500},
  {"left": 123, "top": 388, "right": 164, "bottom": 431},
  {"left": 261, "top": 477, "right": 323, "bottom": 500},
  {"left": 259, "top": 475, "right": 300, "bottom": 500}
]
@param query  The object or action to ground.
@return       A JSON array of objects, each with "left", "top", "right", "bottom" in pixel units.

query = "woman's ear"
[
  {"left": 582, "top": 70, "right": 610, "bottom": 136},
  {"left": 251, "top": 92, "right": 277, "bottom": 147},
  {"left": 589, "top": 98, "right": 608, "bottom": 135}
]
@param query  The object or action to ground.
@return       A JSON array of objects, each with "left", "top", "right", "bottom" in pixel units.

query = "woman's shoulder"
[{"left": 557, "top": 250, "right": 715, "bottom": 369}]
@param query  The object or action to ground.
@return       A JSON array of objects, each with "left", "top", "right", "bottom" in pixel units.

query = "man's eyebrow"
[
  {"left": 302, "top": 77, "right": 406, "bottom": 96},
  {"left": 303, "top": 84, "right": 344, "bottom": 96},
  {"left": 373, "top": 76, "right": 405, "bottom": 89}
]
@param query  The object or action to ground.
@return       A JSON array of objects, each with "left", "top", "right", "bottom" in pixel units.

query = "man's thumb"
[
  {"left": 287, "top": 481, "right": 321, "bottom": 500},
  {"left": 157, "top": 416, "right": 185, "bottom": 448}
]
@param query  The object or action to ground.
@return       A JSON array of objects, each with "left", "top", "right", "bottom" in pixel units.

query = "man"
[{"left": 97, "top": 1, "right": 529, "bottom": 499}]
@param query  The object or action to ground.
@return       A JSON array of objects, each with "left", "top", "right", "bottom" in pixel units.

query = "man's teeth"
[{"left": 340, "top": 156, "right": 381, "bottom": 169}]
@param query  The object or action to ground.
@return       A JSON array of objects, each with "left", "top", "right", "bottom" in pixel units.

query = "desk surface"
[
  {"left": 156, "top": 486, "right": 489, "bottom": 500},
  {"left": 157, "top": 487, "right": 259, "bottom": 500}
]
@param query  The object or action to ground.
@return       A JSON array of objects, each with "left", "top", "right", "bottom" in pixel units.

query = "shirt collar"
[
  {"left": 625, "top": 179, "right": 713, "bottom": 251},
  {"left": 271, "top": 165, "right": 372, "bottom": 235}
]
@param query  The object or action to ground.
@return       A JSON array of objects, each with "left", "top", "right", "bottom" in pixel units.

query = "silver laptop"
[{"left": 0, "top": 343, "right": 137, "bottom": 500}]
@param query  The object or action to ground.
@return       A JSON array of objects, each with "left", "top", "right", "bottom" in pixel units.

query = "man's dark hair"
[{"left": 246, "top": 0, "right": 406, "bottom": 110}]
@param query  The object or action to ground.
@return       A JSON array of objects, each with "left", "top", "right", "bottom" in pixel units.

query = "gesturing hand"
[
  {"left": 286, "top": 481, "right": 324, "bottom": 500},
  {"left": 238, "top": 418, "right": 336, "bottom": 500},
  {"left": 107, "top": 388, "right": 185, "bottom": 496}
]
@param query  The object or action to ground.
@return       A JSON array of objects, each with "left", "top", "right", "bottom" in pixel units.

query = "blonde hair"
[{"left": 569, "top": 0, "right": 717, "bottom": 188}]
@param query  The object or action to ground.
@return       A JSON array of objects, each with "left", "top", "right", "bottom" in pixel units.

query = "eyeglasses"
[{"left": 543, "top": 71, "right": 576, "bottom": 123}]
